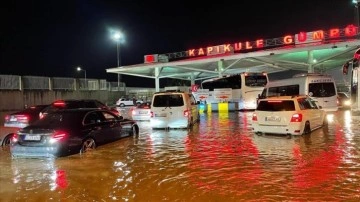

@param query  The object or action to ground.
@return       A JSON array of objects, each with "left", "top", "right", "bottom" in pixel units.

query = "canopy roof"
[{"left": 106, "top": 40, "right": 359, "bottom": 82}]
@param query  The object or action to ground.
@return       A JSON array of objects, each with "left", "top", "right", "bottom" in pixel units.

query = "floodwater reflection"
[{"left": 0, "top": 110, "right": 360, "bottom": 201}]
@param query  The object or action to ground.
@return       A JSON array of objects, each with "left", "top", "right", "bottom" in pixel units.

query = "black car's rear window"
[
  {"left": 153, "top": 94, "right": 184, "bottom": 107},
  {"left": 33, "top": 111, "right": 84, "bottom": 127},
  {"left": 257, "top": 100, "right": 295, "bottom": 111}
]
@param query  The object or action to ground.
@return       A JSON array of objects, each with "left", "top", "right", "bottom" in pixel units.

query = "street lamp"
[
  {"left": 111, "top": 30, "right": 124, "bottom": 89},
  {"left": 353, "top": 0, "right": 360, "bottom": 28},
  {"left": 76, "top": 66, "right": 87, "bottom": 89}
]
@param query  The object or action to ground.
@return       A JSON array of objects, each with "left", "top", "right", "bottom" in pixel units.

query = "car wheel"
[
  {"left": 120, "top": 103, "right": 125, "bottom": 107},
  {"left": 303, "top": 121, "right": 311, "bottom": 135},
  {"left": 80, "top": 138, "right": 96, "bottom": 154},
  {"left": 1, "top": 134, "right": 12, "bottom": 146},
  {"left": 130, "top": 125, "right": 138, "bottom": 136}
]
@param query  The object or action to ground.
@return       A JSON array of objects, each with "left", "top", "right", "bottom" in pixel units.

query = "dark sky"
[{"left": 0, "top": 0, "right": 355, "bottom": 87}]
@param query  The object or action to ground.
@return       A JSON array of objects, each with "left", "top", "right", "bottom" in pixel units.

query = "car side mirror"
[
  {"left": 196, "top": 101, "right": 200, "bottom": 104},
  {"left": 118, "top": 116, "right": 124, "bottom": 120}
]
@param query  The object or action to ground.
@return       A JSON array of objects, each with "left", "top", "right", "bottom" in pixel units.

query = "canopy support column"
[
  {"left": 155, "top": 67, "right": 160, "bottom": 92},
  {"left": 218, "top": 59, "right": 224, "bottom": 77},
  {"left": 307, "top": 50, "right": 314, "bottom": 73},
  {"left": 190, "top": 73, "right": 195, "bottom": 86}
]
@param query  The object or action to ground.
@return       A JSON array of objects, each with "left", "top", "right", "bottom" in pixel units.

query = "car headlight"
[{"left": 344, "top": 100, "right": 351, "bottom": 106}]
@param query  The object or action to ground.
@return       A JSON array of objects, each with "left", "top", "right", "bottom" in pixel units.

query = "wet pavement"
[{"left": 0, "top": 109, "right": 360, "bottom": 201}]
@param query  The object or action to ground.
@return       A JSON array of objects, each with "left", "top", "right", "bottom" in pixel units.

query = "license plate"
[
  {"left": 265, "top": 116, "right": 281, "bottom": 122},
  {"left": 139, "top": 111, "right": 148, "bottom": 114},
  {"left": 155, "top": 113, "right": 167, "bottom": 117},
  {"left": 24, "top": 135, "right": 41, "bottom": 141}
]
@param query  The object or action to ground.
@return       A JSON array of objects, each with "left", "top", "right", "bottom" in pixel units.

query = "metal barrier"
[
  {"left": 22, "top": 76, "right": 51, "bottom": 90},
  {"left": 52, "top": 77, "right": 76, "bottom": 90},
  {"left": 0, "top": 75, "right": 127, "bottom": 91},
  {"left": 0, "top": 75, "right": 21, "bottom": 90}
]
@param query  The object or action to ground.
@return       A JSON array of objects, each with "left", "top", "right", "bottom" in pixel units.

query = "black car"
[
  {"left": 39, "top": 99, "right": 120, "bottom": 119},
  {"left": 10, "top": 108, "right": 139, "bottom": 158},
  {"left": 4, "top": 104, "right": 49, "bottom": 128}
]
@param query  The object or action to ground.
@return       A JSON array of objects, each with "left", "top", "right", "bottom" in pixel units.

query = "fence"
[
  {"left": 0, "top": 75, "right": 126, "bottom": 91},
  {"left": 0, "top": 74, "right": 159, "bottom": 111}
]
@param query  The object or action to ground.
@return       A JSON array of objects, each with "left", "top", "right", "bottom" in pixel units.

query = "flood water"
[{"left": 1, "top": 109, "right": 360, "bottom": 201}]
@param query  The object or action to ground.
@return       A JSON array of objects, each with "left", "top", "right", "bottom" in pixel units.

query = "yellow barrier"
[{"left": 218, "top": 103, "right": 228, "bottom": 111}]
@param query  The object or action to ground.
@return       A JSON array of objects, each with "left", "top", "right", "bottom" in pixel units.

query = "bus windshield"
[
  {"left": 309, "top": 83, "right": 336, "bottom": 97},
  {"left": 245, "top": 75, "right": 268, "bottom": 87}
]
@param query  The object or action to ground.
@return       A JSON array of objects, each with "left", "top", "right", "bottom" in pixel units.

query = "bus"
[
  {"left": 200, "top": 72, "right": 268, "bottom": 110},
  {"left": 260, "top": 73, "right": 338, "bottom": 112}
]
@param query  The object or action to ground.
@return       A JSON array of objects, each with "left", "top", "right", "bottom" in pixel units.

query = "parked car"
[
  {"left": 4, "top": 104, "right": 49, "bottom": 128},
  {"left": 252, "top": 95, "right": 327, "bottom": 136},
  {"left": 150, "top": 90, "right": 200, "bottom": 129},
  {"left": 131, "top": 102, "right": 151, "bottom": 121},
  {"left": 116, "top": 98, "right": 143, "bottom": 107},
  {"left": 39, "top": 99, "right": 120, "bottom": 119},
  {"left": 337, "top": 92, "right": 351, "bottom": 109},
  {"left": 10, "top": 108, "right": 139, "bottom": 158}
]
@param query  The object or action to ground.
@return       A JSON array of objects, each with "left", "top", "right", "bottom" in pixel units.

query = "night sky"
[{"left": 0, "top": 0, "right": 355, "bottom": 87}]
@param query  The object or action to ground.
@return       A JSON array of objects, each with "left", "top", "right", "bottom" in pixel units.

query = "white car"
[
  {"left": 131, "top": 102, "right": 151, "bottom": 121},
  {"left": 116, "top": 98, "right": 143, "bottom": 107},
  {"left": 252, "top": 95, "right": 327, "bottom": 136},
  {"left": 150, "top": 91, "right": 200, "bottom": 129}
]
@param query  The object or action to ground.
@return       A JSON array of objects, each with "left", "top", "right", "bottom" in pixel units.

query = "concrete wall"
[{"left": 0, "top": 90, "right": 123, "bottom": 111}]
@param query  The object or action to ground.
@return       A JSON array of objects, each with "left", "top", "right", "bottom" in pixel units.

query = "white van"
[
  {"left": 150, "top": 91, "right": 200, "bottom": 129},
  {"left": 260, "top": 73, "right": 338, "bottom": 112}
]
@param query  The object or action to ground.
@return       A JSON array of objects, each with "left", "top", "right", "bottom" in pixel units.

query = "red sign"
[{"left": 186, "top": 24, "right": 358, "bottom": 58}]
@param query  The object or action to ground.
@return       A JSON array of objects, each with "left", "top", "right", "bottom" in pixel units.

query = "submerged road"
[{"left": 0, "top": 109, "right": 359, "bottom": 201}]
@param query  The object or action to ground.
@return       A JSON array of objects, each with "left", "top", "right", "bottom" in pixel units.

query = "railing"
[{"left": 0, "top": 74, "right": 126, "bottom": 91}]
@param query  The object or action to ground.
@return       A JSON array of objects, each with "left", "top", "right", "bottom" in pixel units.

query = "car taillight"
[
  {"left": 11, "top": 133, "right": 19, "bottom": 143},
  {"left": 4, "top": 115, "right": 10, "bottom": 122},
  {"left": 53, "top": 101, "right": 66, "bottom": 107},
  {"left": 132, "top": 110, "right": 136, "bottom": 115},
  {"left": 252, "top": 113, "right": 258, "bottom": 121},
  {"left": 184, "top": 109, "right": 190, "bottom": 117},
  {"left": 290, "top": 113, "right": 302, "bottom": 122},
  {"left": 50, "top": 131, "right": 68, "bottom": 143}
]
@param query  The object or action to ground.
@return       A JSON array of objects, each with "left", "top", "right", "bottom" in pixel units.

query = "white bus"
[
  {"left": 260, "top": 73, "right": 338, "bottom": 112},
  {"left": 201, "top": 72, "right": 269, "bottom": 110}
]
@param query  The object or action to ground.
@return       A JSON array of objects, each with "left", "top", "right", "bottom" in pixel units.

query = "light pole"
[
  {"left": 76, "top": 66, "right": 87, "bottom": 89},
  {"left": 112, "top": 31, "right": 124, "bottom": 90},
  {"left": 353, "top": 0, "right": 360, "bottom": 28}
]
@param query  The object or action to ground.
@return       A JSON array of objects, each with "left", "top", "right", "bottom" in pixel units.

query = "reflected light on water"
[
  {"left": 292, "top": 124, "right": 345, "bottom": 189},
  {"left": 50, "top": 170, "right": 68, "bottom": 190},
  {"left": 326, "top": 113, "right": 335, "bottom": 123}
]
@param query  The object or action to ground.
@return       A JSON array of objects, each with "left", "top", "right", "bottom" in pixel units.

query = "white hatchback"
[
  {"left": 252, "top": 95, "right": 327, "bottom": 136},
  {"left": 131, "top": 102, "right": 151, "bottom": 121}
]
